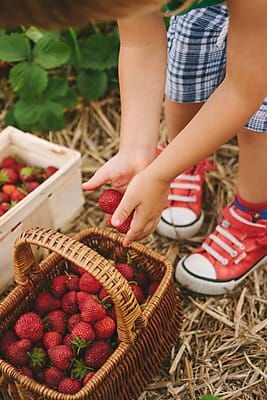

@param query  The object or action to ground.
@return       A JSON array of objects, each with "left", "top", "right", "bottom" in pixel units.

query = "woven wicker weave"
[{"left": 0, "top": 227, "right": 183, "bottom": 400}]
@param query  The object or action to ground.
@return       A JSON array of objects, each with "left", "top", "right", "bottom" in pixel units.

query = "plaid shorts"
[{"left": 166, "top": 6, "right": 267, "bottom": 132}]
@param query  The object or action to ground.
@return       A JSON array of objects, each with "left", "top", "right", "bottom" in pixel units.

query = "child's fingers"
[
  {"left": 111, "top": 193, "right": 138, "bottom": 228},
  {"left": 82, "top": 168, "right": 109, "bottom": 191}
]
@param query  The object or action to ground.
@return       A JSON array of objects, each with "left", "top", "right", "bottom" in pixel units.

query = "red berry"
[
  {"left": 6, "top": 339, "right": 31, "bottom": 367},
  {"left": 0, "top": 202, "right": 10, "bottom": 213},
  {"left": 94, "top": 317, "right": 116, "bottom": 339},
  {"left": 115, "top": 263, "right": 134, "bottom": 281},
  {"left": 1, "top": 157, "right": 17, "bottom": 169},
  {"left": 81, "top": 298, "right": 106, "bottom": 323},
  {"left": 77, "top": 292, "right": 94, "bottom": 311},
  {"left": 48, "top": 345, "right": 73, "bottom": 370},
  {"left": 45, "top": 166, "right": 58, "bottom": 179},
  {"left": 116, "top": 214, "right": 133, "bottom": 234},
  {"left": 44, "top": 366, "right": 64, "bottom": 388},
  {"left": 84, "top": 340, "right": 112, "bottom": 369},
  {"left": 18, "top": 366, "right": 33, "bottom": 378},
  {"left": 19, "top": 167, "right": 36, "bottom": 182},
  {"left": 2, "top": 184, "right": 16, "bottom": 197},
  {"left": 58, "top": 378, "right": 81, "bottom": 394},
  {"left": 68, "top": 314, "right": 82, "bottom": 332},
  {"left": 35, "top": 292, "right": 61, "bottom": 316},
  {"left": 43, "top": 332, "right": 62, "bottom": 350},
  {"left": 98, "top": 288, "right": 113, "bottom": 305},
  {"left": 79, "top": 273, "right": 101, "bottom": 294},
  {"left": 15, "top": 163, "right": 26, "bottom": 174},
  {"left": 135, "top": 270, "right": 149, "bottom": 290},
  {"left": 69, "top": 263, "right": 85, "bottom": 276},
  {"left": 130, "top": 284, "right": 145, "bottom": 304},
  {"left": 148, "top": 282, "right": 159, "bottom": 296},
  {"left": 51, "top": 275, "right": 68, "bottom": 298},
  {"left": 25, "top": 181, "right": 40, "bottom": 193},
  {"left": 99, "top": 189, "right": 123, "bottom": 215},
  {"left": 0, "top": 191, "right": 10, "bottom": 202},
  {"left": 11, "top": 188, "right": 26, "bottom": 202},
  {"left": 46, "top": 310, "right": 67, "bottom": 335},
  {"left": 71, "top": 322, "right": 95, "bottom": 345},
  {"left": 0, "top": 168, "right": 18, "bottom": 184},
  {"left": 63, "top": 334, "right": 72, "bottom": 347},
  {"left": 0, "top": 331, "right": 17, "bottom": 357},
  {"left": 105, "top": 214, "right": 113, "bottom": 227},
  {"left": 62, "top": 291, "right": 78, "bottom": 315},
  {"left": 66, "top": 275, "right": 80, "bottom": 291},
  {"left": 15, "top": 312, "right": 44, "bottom": 342},
  {"left": 83, "top": 371, "right": 95, "bottom": 385},
  {"left": 107, "top": 306, "right": 117, "bottom": 322}
]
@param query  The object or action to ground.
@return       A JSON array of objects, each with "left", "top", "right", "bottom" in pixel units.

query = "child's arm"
[
  {"left": 112, "top": 0, "right": 267, "bottom": 245},
  {"left": 83, "top": 14, "right": 167, "bottom": 191}
]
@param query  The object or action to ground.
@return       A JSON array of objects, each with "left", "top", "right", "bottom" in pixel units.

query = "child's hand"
[
  {"left": 82, "top": 150, "right": 155, "bottom": 192},
  {"left": 111, "top": 169, "right": 170, "bottom": 246}
]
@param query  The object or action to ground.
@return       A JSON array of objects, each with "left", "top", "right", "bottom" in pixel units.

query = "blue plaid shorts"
[{"left": 166, "top": 6, "right": 267, "bottom": 132}]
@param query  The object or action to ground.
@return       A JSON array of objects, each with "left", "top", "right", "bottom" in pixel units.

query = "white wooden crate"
[{"left": 0, "top": 126, "right": 85, "bottom": 293}]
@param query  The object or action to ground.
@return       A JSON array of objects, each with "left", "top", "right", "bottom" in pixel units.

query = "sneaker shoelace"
[{"left": 202, "top": 206, "right": 266, "bottom": 266}]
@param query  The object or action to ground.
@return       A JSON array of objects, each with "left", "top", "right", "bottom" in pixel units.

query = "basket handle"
[{"left": 13, "top": 227, "right": 146, "bottom": 343}]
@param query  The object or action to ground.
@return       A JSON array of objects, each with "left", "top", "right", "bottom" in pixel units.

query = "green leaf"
[
  {"left": 4, "top": 108, "right": 18, "bottom": 128},
  {"left": 77, "top": 70, "right": 108, "bottom": 100},
  {"left": 33, "top": 36, "right": 71, "bottom": 69},
  {"left": 45, "top": 77, "right": 69, "bottom": 99},
  {"left": 80, "top": 33, "right": 119, "bottom": 70},
  {"left": 59, "top": 88, "right": 78, "bottom": 109},
  {"left": 24, "top": 26, "right": 43, "bottom": 43},
  {"left": 9, "top": 62, "right": 48, "bottom": 96},
  {"left": 39, "top": 100, "right": 65, "bottom": 131},
  {"left": 0, "top": 33, "right": 30, "bottom": 62},
  {"left": 14, "top": 99, "right": 42, "bottom": 126}
]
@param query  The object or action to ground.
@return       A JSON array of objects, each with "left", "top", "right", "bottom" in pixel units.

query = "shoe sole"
[
  {"left": 176, "top": 255, "right": 267, "bottom": 295},
  {"left": 156, "top": 211, "right": 204, "bottom": 240}
]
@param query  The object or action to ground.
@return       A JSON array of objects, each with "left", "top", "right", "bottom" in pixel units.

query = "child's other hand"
[
  {"left": 111, "top": 169, "right": 169, "bottom": 246},
  {"left": 82, "top": 150, "right": 155, "bottom": 192}
]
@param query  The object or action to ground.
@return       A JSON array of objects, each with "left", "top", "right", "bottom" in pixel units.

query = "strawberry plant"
[{"left": 0, "top": 25, "right": 120, "bottom": 132}]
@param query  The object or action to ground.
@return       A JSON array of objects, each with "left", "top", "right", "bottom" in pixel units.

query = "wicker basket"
[{"left": 0, "top": 227, "right": 183, "bottom": 400}]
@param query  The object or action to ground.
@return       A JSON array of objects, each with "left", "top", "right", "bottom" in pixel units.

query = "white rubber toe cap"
[
  {"left": 179, "top": 254, "right": 216, "bottom": 280},
  {"left": 161, "top": 207, "right": 198, "bottom": 226}
]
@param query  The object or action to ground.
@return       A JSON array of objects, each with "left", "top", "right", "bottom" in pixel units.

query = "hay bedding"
[{"left": 0, "top": 96, "right": 266, "bottom": 399}]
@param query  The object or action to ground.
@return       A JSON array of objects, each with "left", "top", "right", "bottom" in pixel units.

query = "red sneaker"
[
  {"left": 157, "top": 156, "right": 215, "bottom": 239},
  {"left": 176, "top": 204, "right": 267, "bottom": 295}
]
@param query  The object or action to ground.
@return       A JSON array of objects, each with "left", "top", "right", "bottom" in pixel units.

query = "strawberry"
[
  {"left": 116, "top": 214, "right": 133, "bottom": 234},
  {"left": 34, "top": 167, "right": 45, "bottom": 182},
  {"left": 0, "top": 209, "right": 6, "bottom": 217},
  {"left": 58, "top": 378, "right": 82, "bottom": 394},
  {"left": 46, "top": 310, "right": 67, "bottom": 335},
  {"left": 0, "top": 331, "right": 17, "bottom": 357},
  {"left": 66, "top": 275, "right": 80, "bottom": 291},
  {"left": 15, "top": 312, "right": 44, "bottom": 342},
  {"left": 84, "top": 340, "right": 112, "bottom": 369},
  {"left": 135, "top": 270, "right": 149, "bottom": 291},
  {"left": 0, "top": 191, "right": 10, "bottom": 202},
  {"left": 130, "top": 283, "right": 145, "bottom": 304},
  {"left": 105, "top": 214, "right": 113, "bottom": 227},
  {"left": 11, "top": 188, "right": 26, "bottom": 202},
  {"left": 98, "top": 288, "right": 113, "bottom": 305},
  {"left": 72, "top": 359, "right": 93, "bottom": 381},
  {"left": 1, "top": 157, "right": 17, "bottom": 169},
  {"left": 2, "top": 183, "right": 16, "bottom": 197},
  {"left": 28, "top": 347, "right": 47, "bottom": 368},
  {"left": 81, "top": 298, "right": 106, "bottom": 323},
  {"left": 62, "top": 291, "right": 78, "bottom": 315},
  {"left": 35, "top": 370, "right": 45, "bottom": 383},
  {"left": 18, "top": 366, "right": 33, "bottom": 378},
  {"left": 94, "top": 317, "right": 116, "bottom": 339},
  {"left": 0, "top": 168, "right": 18, "bottom": 184},
  {"left": 71, "top": 322, "right": 95, "bottom": 352},
  {"left": 6, "top": 339, "right": 31, "bottom": 367},
  {"left": 106, "top": 306, "right": 117, "bottom": 322},
  {"left": 19, "top": 167, "right": 36, "bottom": 182},
  {"left": 83, "top": 371, "right": 95, "bottom": 385},
  {"left": 15, "top": 163, "right": 26, "bottom": 174},
  {"left": 44, "top": 366, "right": 64, "bottom": 388},
  {"left": 48, "top": 345, "right": 73, "bottom": 370},
  {"left": 77, "top": 292, "right": 94, "bottom": 311},
  {"left": 35, "top": 292, "right": 61, "bottom": 316},
  {"left": 63, "top": 334, "right": 72, "bottom": 347},
  {"left": 24, "top": 181, "right": 40, "bottom": 193},
  {"left": 0, "top": 202, "right": 10, "bottom": 213},
  {"left": 99, "top": 189, "right": 123, "bottom": 215},
  {"left": 148, "top": 282, "right": 159, "bottom": 296},
  {"left": 45, "top": 166, "right": 58, "bottom": 179},
  {"left": 51, "top": 275, "right": 68, "bottom": 298},
  {"left": 68, "top": 314, "right": 82, "bottom": 332},
  {"left": 43, "top": 332, "right": 62, "bottom": 350},
  {"left": 79, "top": 273, "right": 101, "bottom": 294},
  {"left": 115, "top": 263, "right": 134, "bottom": 281},
  {"left": 69, "top": 263, "right": 85, "bottom": 276}
]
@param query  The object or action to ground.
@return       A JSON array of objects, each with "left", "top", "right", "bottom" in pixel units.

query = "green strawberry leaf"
[
  {"left": 9, "top": 62, "right": 48, "bottom": 97},
  {"left": 44, "top": 77, "right": 69, "bottom": 100},
  {"left": 0, "top": 33, "right": 30, "bottom": 62},
  {"left": 14, "top": 99, "right": 42, "bottom": 127},
  {"left": 72, "top": 359, "right": 93, "bottom": 381},
  {"left": 77, "top": 70, "right": 108, "bottom": 101},
  {"left": 33, "top": 36, "right": 71, "bottom": 69},
  {"left": 80, "top": 33, "right": 119, "bottom": 70}
]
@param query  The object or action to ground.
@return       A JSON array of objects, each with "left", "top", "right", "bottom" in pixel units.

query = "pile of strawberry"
[
  {"left": 0, "top": 261, "right": 159, "bottom": 394},
  {"left": 0, "top": 156, "right": 58, "bottom": 217}
]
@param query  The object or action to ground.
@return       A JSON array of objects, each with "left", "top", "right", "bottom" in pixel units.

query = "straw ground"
[{"left": 0, "top": 95, "right": 266, "bottom": 399}]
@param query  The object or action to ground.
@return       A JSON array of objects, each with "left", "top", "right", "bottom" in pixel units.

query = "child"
[{"left": 83, "top": 0, "right": 267, "bottom": 295}]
